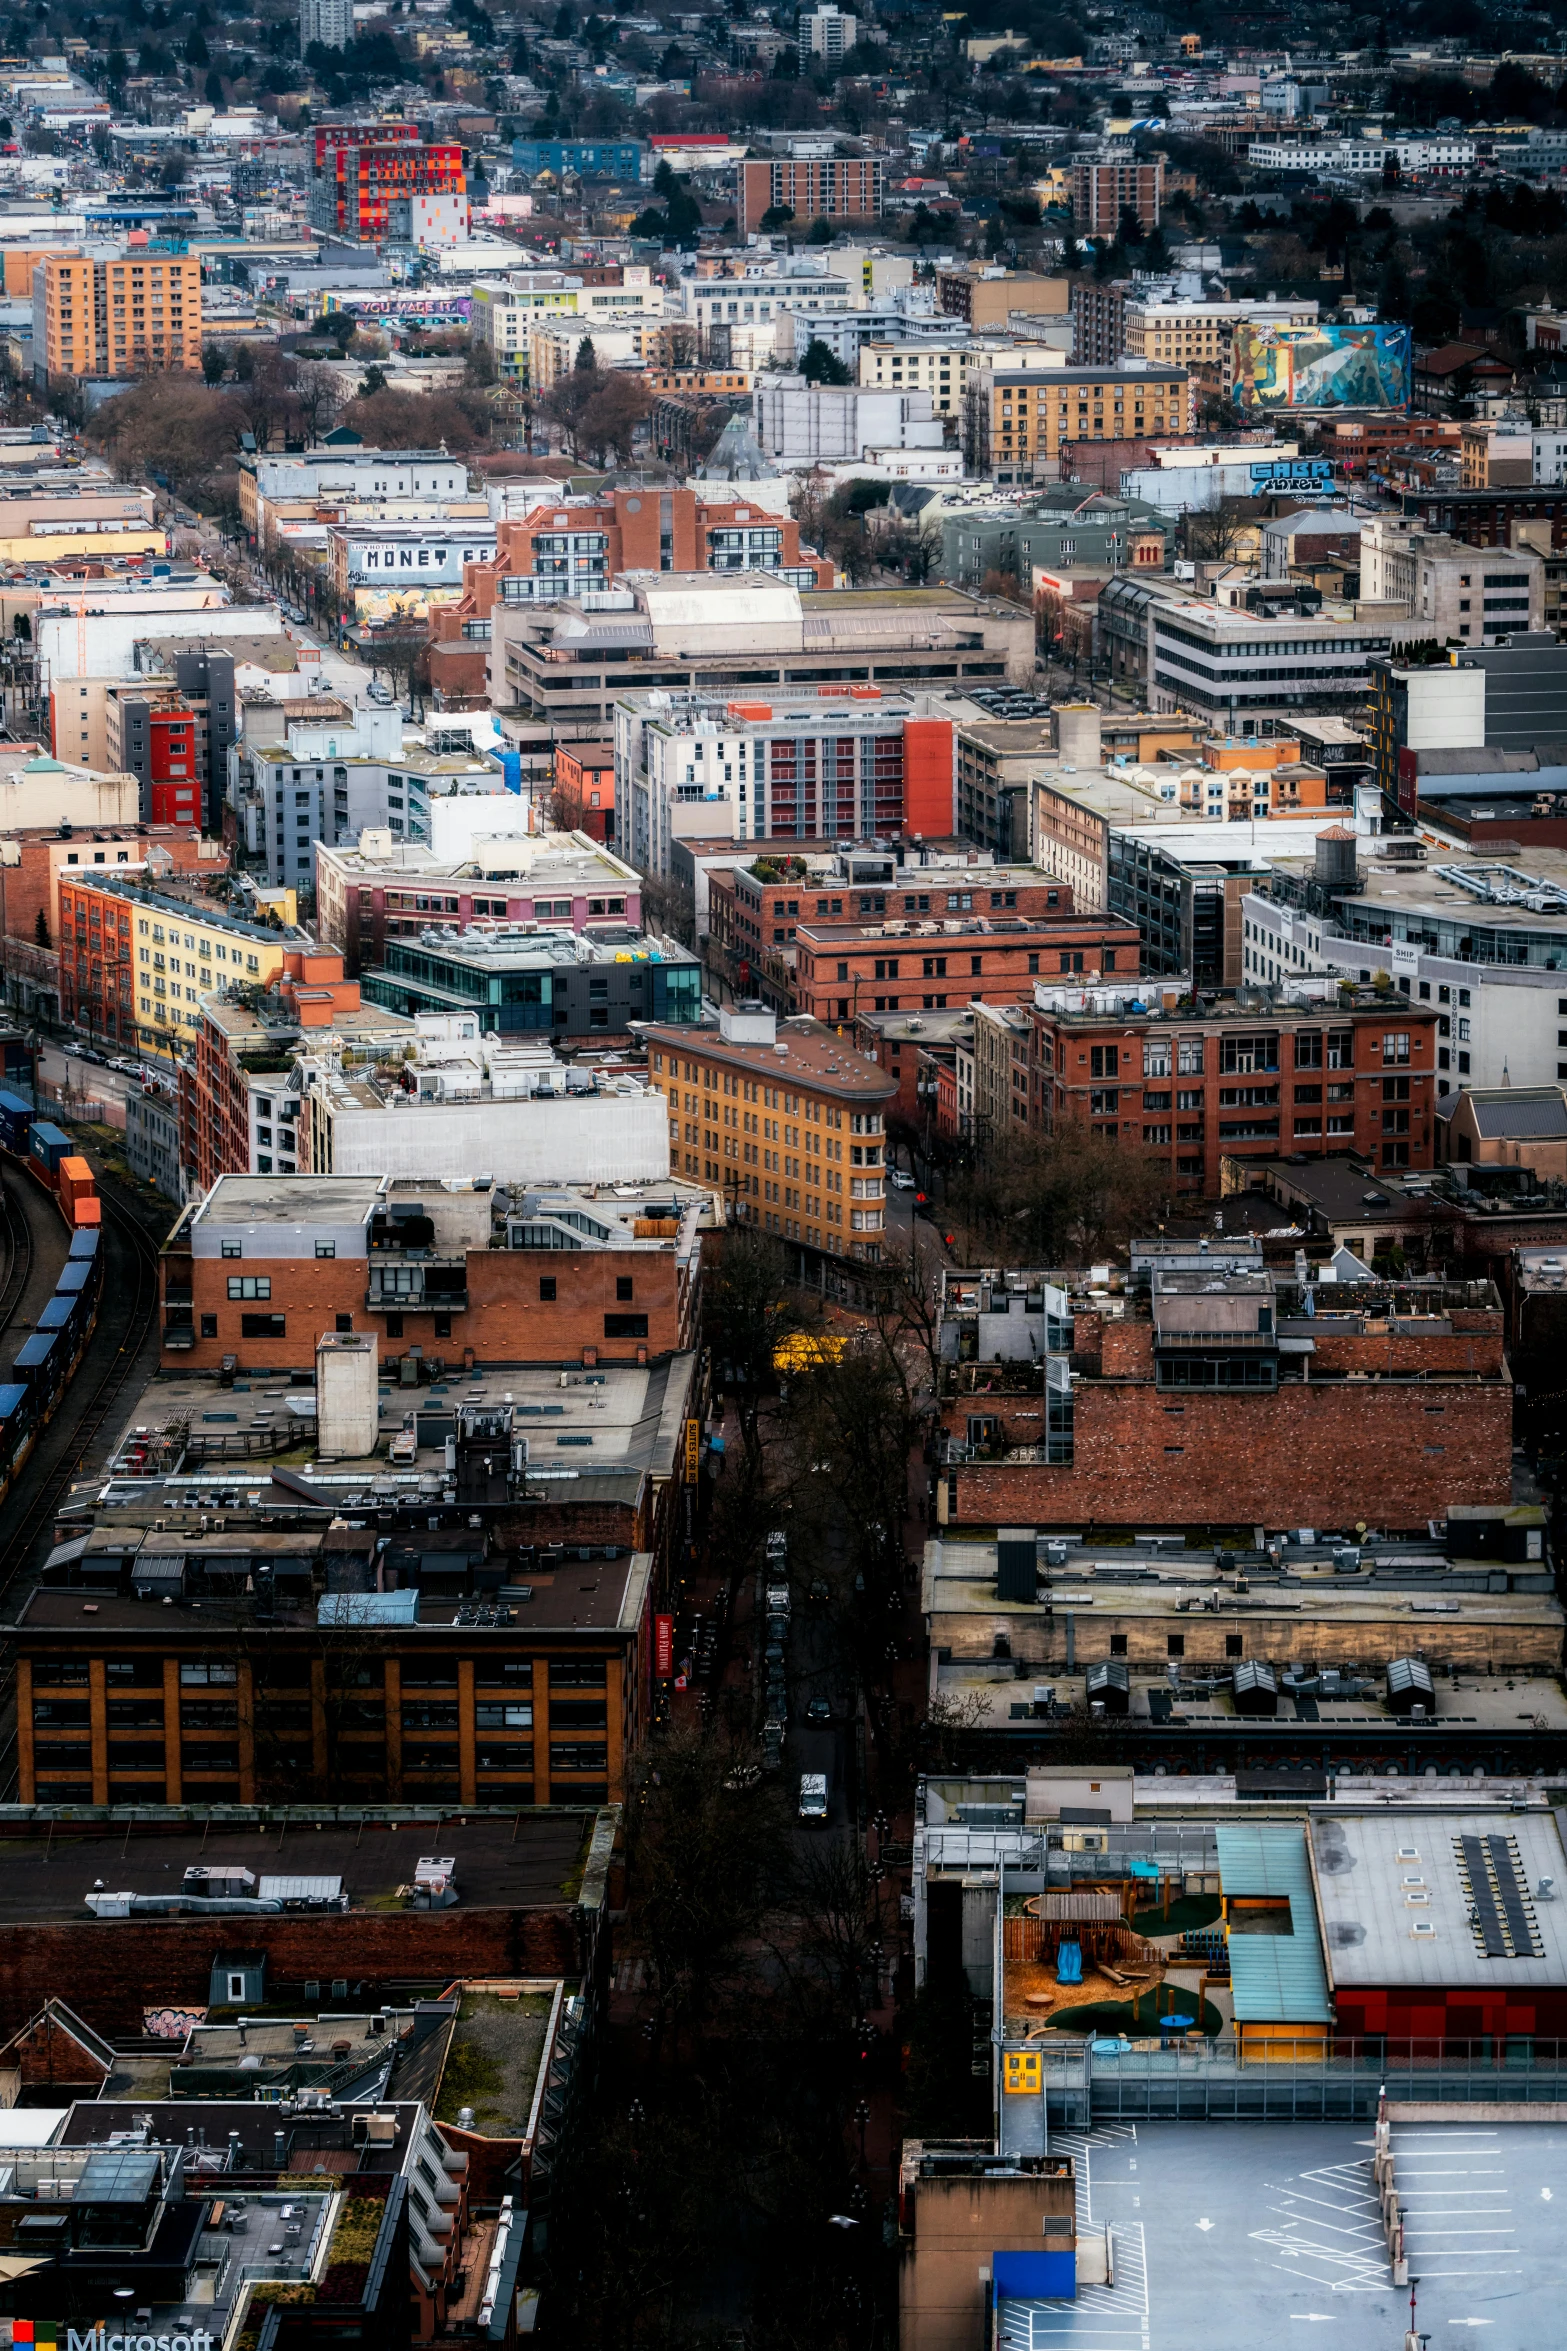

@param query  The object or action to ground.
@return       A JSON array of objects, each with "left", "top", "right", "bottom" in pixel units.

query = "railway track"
[
  {"left": 0, "top": 1168, "right": 33, "bottom": 1341},
  {"left": 0, "top": 1175, "right": 160, "bottom": 1607}
]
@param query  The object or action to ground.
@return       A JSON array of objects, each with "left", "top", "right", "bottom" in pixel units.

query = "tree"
[
  {"left": 574, "top": 333, "right": 596, "bottom": 373},
  {"left": 1183, "top": 496, "right": 1255, "bottom": 567},
  {"left": 357, "top": 362, "right": 389, "bottom": 399},
  {"left": 200, "top": 341, "right": 228, "bottom": 387},
  {"left": 800, "top": 336, "right": 851, "bottom": 386},
  {"left": 947, "top": 1123, "right": 1168, "bottom": 1264},
  {"left": 758, "top": 202, "right": 795, "bottom": 231},
  {"left": 33, "top": 906, "right": 47, "bottom": 948},
  {"left": 291, "top": 361, "right": 340, "bottom": 442}
]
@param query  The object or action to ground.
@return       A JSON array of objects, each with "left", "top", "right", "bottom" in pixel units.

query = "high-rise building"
[
  {"left": 300, "top": 0, "right": 352, "bottom": 51},
  {"left": 797, "top": 4, "right": 857, "bottom": 63},
  {"left": 32, "top": 252, "right": 202, "bottom": 384},
  {"left": 1070, "top": 153, "right": 1164, "bottom": 233},
  {"left": 310, "top": 133, "right": 465, "bottom": 243}
]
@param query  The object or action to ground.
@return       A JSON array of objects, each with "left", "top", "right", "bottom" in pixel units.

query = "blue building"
[{"left": 511, "top": 138, "right": 645, "bottom": 182}]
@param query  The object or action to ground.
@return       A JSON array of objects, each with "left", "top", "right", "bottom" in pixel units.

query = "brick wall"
[
  {"left": 167, "top": 1246, "right": 683, "bottom": 1373},
  {"left": 0, "top": 1907, "right": 582, "bottom": 2039},
  {"left": 949, "top": 1377, "right": 1513, "bottom": 1530}
]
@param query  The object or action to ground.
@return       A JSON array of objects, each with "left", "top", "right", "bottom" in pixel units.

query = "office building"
[
  {"left": 752, "top": 376, "right": 947, "bottom": 466},
  {"left": 936, "top": 270, "right": 1071, "bottom": 332},
  {"left": 792, "top": 900, "right": 1138, "bottom": 1023},
  {"left": 1123, "top": 293, "right": 1319, "bottom": 382},
  {"left": 237, "top": 444, "right": 471, "bottom": 540},
  {"left": 313, "top": 829, "right": 640, "bottom": 972},
  {"left": 1099, "top": 574, "right": 1395, "bottom": 719},
  {"left": 360, "top": 924, "right": 702, "bottom": 1038},
  {"left": 1360, "top": 517, "right": 1544, "bottom": 646},
  {"left": 496, "top": 575, "right": 1034, "bottom": 736}
]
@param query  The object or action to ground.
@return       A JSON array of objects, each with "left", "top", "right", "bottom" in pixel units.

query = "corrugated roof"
[{"left": 1215, "top": 1822, "right": 1333, "bottom": 2024}]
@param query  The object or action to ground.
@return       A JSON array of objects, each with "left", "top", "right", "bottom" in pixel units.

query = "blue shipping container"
[{"left": 28, "top": 1123, "right": 71, "bottom": 1173}]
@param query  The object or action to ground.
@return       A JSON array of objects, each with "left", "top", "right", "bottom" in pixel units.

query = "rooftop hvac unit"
[{"left": 1231, "top": 1660, "right": 1278, "bottom": 1718}]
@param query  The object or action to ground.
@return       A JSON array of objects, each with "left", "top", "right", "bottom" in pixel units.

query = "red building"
[
  {"left": 793, "top": 907, "right": 1137, "bottom": 1025},
  {"left": 144, "top": 704, "right": 200, "bottom": 827},
  {"left": 552, "top": 740, "right": 615, "bottom": 843},
  {"left": 1029, "top": 986, "right": 1440, "bottom": 1196},
  {"left": 316, "top": 136, "right": 465, "bottom": 242}
]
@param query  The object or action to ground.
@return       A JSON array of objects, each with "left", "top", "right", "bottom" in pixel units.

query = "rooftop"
[
  {"left": 643, "top": 1013, "right": 897, "bottom": 1100},
  {"left": 1311, "top": 1809, "right": 1567, "bottom": 1987},
  {"left": 0, "top": 1814, "right": 591, "bottom": 1923}
]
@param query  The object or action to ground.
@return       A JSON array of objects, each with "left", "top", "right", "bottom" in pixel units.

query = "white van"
[{"left": 798, "top": 1772, "right": 829, "bottom": 1824}]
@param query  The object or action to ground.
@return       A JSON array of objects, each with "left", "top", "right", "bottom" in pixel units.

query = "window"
[
  {"left": 616, "top": 1276, "right": 633, "bottom": 1301},
  {"left": 200, "top": 1313, "right": 217, "bottom": 1338},
  {"left": 1090, "top": 1044, "right": 1118, "bottom": 1077},
  {"left": 605, "top": 1313, "right": 649, "bottom": 1338},
  {"left": 539, "top": 1277, "right": 557, "bottom": 1301},
  {"left": 1167, "top": 1634, "right": 1185, "bottom": 1658},
  {"left": 1177, "top": 1036, "right": 1204, "bottom": 1075},
  {"left": 220, "top": 1237, "right": 242, "bottom": 1259},
  {"left": 315, "top": 1241, "right": 336, "bottom": 1259},
  {"left": 1295, "top": 1030, "right": 1322, "bottom": 1069},
  {"left": 1225, "top": 1634, "right": 1243, "bottom": 1659},
  {"left": 1109, "top": 1633, "right": 1128, "bottom": 1656},
  {"left": 1381, "top": 1031, "right": 1410, "bottom": 1065},
  {"left": 241, "top": 1313, "right": 285, "bottom": 1337},
  {"left": 227, "top": 1276, "right": 270, "bottom": 1300}
]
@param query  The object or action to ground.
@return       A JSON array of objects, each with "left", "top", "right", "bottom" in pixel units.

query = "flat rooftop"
[
  {"left": 929, "top": 1664, "right": 1567, "bottom": 1735},
  {"left": 0, "top": 1814, "right": 591, "bottom": 1923},
  {"left": 194, "top": 1173, "right": 386, "bottom": 1228},
  {"left": 996, "top": 2120, "right": 1567, "bottom": 2348},
  {"left": 643, "top": 1015, "right": 896, "bottom": 1099},
  {"left": 1312, "top": 1809, "right": 1567, "bottom": 1987}
]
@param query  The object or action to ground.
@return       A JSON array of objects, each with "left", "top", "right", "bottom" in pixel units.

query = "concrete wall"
[{"left": 324, "top": 1091, "right": 670, "bottom": 1184}]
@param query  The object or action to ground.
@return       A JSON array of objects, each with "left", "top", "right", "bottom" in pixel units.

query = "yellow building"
[
  {"left": 962, "top": 361, "right": 1192, "bottom": 484},
  {"left": 63, "top": 876, "right": 290, "bottom": 1056},
  {"left": 641, "top": 1012, "right": 897, "bottom": 1263},
  {"left": 35, "top": 251, "right": 203, "bottom": 380}
]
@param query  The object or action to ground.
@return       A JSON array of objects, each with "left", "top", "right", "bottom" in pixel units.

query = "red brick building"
[
  {"left": 736, "top": 154, "right": 884, "bottom": 237},
  {"left": 552, "top": 739, "right": 615, "bottom": 843},
  {"left": 940, "top": 1273, "right": 1511, "bottom": 1533},
  {"left": 427, "top": 486, "right": 833, "bottom": 701},
  {"left": 793, "top": 908, "right": 1139, "bottom": 1024},
  {"left": 1031, "top": 987, "right": 1441, "bottom": 1195}
]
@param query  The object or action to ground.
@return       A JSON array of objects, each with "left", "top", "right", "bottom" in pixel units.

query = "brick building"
[
  {"left": 57, "top": 870, "right": 299, "bottom": 1059},
  {"left": 644, "top": 1001, "right": 895, "bottom": 1259},
  {"left": 853, "top": 1004, "right": 973, "bottom": 1132},
  {"left": 313, "top": 830, "right": 640, "bottom": 975},
  {"left": 961, "top": 362, "right": 1191, "bottom": 488},
  {"left": 552, "top": 739, "right": 615, "bottom": 843},
  {"left": 706, "top": 849, "right": 1079, "bottom": 1012},
  {"left": 937, "top": 1263, "right": 1512, "bottom": 1534},
  {"left": 426, "top": 486, "right": 832, "bottom": 702},
  {"left": 1070, "top": 154, "right": 1164, "bottom": 232},
  {"left": 736, "top": 154, "right": 884, "bottom": 237},
  {"left": 160, "top": 1170, "right": 713, "bottom": 1372},
  {"left": 792, "top": 905, "right": 1139, "bottom": 1024},
  {"left": 1030, "top": 982, "right": 1441, "bottom": 1194}
]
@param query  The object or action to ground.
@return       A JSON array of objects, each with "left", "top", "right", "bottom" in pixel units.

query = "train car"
[
  {"left": 0, "top": 1379, "right": 35, "bottom": 1492},
  {"left": 13, "top": 1328, "right": 64, "bottom": 1417},
  {"left": 68, "top": 1225, "right": 100, "bottom": 1267},
  {"left": 25, "top": 1122, "right": 71, "bottom": 1190},
  {"left": 0, "top": 1091, "right": 33, "bottom": 1155},
  {"left": 70, "top": 1193, "right": 101, "bottom": 1229},
  {"left": 54, "top": 1261, "right": 92, "bottom": 1298},
  {"left": 58, "top": 1156, "right": 94, "bottom": 1213}
]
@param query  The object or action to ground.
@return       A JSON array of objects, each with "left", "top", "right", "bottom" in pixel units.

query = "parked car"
[{"left": 889, "top": 1170, "right": 915, "bottom": 1191}]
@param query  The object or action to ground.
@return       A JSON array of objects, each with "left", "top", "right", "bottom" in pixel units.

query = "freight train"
[{"left": 0, "top": 1092, "right": 105, "bottom": 1500}]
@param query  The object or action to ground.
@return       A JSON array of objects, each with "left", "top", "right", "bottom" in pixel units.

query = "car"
[
  {"left": 798, "top": 1772, "right": 829, "bottom": 1823},
  {"left": 889, "top": 1170, "right": 915, "bottom": 1191},
  {"left": 62, "top": 1041, "right": 86, "bottom": 1058},
  {"left": 805, "top": 1696, "right": 832, "bottom": 1725},
  {"left": 107, "top": 1057, "right": 137, "bottom": 1076}
]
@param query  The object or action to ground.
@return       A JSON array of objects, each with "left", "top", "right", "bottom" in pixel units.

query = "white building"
[
  {"left": 752, "top": 374, "right": 947, "bottom": 465},
  {"left": 299, "top": 0, "right": 352, "bottom": 47},
  {"left": 1359, "top": 517, "right": 1544, "bottom": 647},
  {"left": 1242, "top": 891, "right": 1564, "bottom": 1090},
  {"left": 1247, "top": 135, "right": 1476, "bottom": 174},
  {"left": 798, "top": 4, "right": 857, "bottom": 64}
]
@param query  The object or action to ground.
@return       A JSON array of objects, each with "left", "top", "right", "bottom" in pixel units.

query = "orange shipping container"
[
  {"left": 71, "top": 1194, "right": 101, "bottom": 1227},
  {"left": 58, "top": 1156, "right": 94, "bottom": 1204}
]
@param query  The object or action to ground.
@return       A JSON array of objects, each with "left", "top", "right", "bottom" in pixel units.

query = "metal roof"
[
  {"left": 1214, "top": 1822, "right": 1333, "bottom": 2024},
  {"left": 1311, "top": 1810, "right": 1567, "bottom": 1989},
  {"left": 1471, "top": 1093, "right": 1567, "bottom": 1140}
]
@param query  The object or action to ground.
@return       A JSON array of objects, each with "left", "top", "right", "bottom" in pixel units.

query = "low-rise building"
[
  {"left": 58, "top": 870, "right": 301, "bottom": 1060},
  {"left": 360, "top": 921, "right": 703, "bottom": 1040},
  {"left": 962, "top": 362, "right": 1192, "bottom": 489},
  {"left": 1360, "top": 516, "right": 1545, "bottom": 645},
  {"left": 1099, "top": 572, "right": 1395, "bottom": 718},
  {"left": 793, "top": 902, "right": 1138, "bottom": 1024},
  {"left": 124, "top": 1078, "right": 182, "bottom": 1203}
]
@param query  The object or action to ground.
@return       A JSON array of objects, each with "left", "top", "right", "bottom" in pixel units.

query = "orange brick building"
[
  {"left": 791, "top": 907, "right": 1140, "bottom": 1024},
  {"left": 552, "top": 739, "right": 615, "bottom": 843}
]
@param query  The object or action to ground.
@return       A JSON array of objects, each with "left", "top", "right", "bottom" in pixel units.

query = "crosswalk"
[
  {"left": 1247, "top": 2157, "right": 1388, "bottom": 2293},
  {"left": 1389, "top": 2126, "right": 1522, "bottom": 2283}
]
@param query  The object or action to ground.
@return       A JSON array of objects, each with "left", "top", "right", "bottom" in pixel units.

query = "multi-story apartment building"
[
  {"left": 98, "top": 648, "right": 238, "bottom": 832},
  {"left": 618, "top": 689, "right": 958, "bottom": 877},
  {"left": 1070, "top": 153, "right": 1164, "bottom": 232},
  {"left": 32, "top": 251, "right": 202, "bottom": 382},
  {"left": 1123, "top": 294, "right": 1319, "bottom": 386},
  {"left": 58, "top": 874, "right": 296, "bottom": 1058},
  {"left": 1030, "top": 982, "right": 1442, "bottom": 1192},
  {"left": 797, "top": 3, "right": 857, "bottom": 62},
  {"left": 961, "top": 363, "right": 1190, "bottom": 487},
  {"left": 552, "top": 740, "right": 615, "bottom": 843},
  {"left": 644, "top": 1001, "right": 895, "bottom": 1260},
  {"left": 237, "top": 444, "right": 471, "bottom": 540},
  {"left": 311, "top": 135, "right": 464, "bottom": 242},
  {"left": 469, "top": 275, "right": 584, "bottom": 379},
  {"left": 935, "top": 270, "right": 1071, "bottom": 332},
  {"left": 791, "top": 903, "right": 1138, "bottom": 1023},
  {"left": 736, "top": 154, "right": 884, "bottom": 237},
  {"left": 510, "top": 137, "right": 644, "bottom": 179},
  {"left": 1070, "top": 278, "right": 1133, "bottom": 367},
  {"left": 314, "top": 830, "right": 641, "bottom": 973}
]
